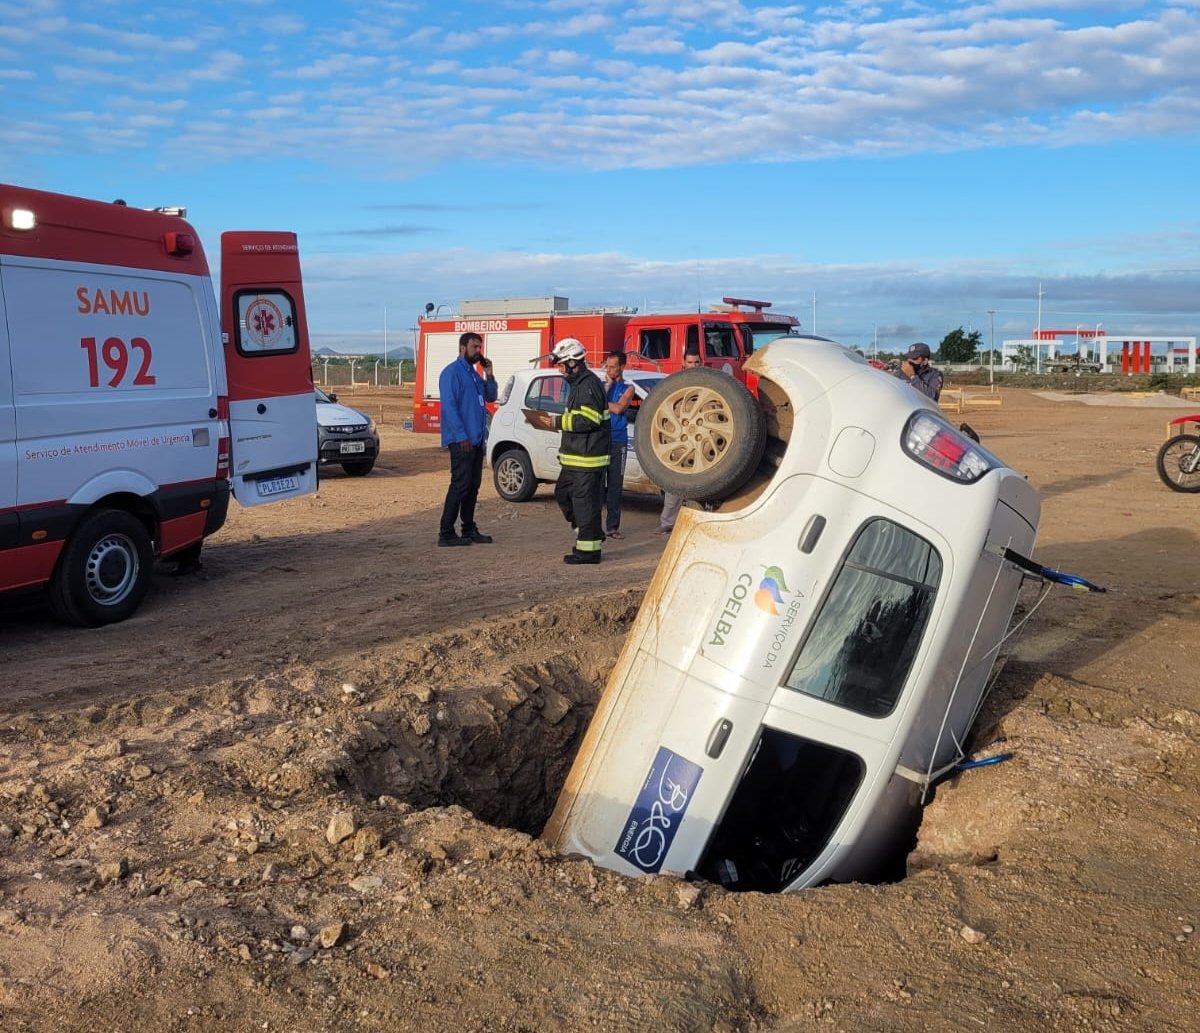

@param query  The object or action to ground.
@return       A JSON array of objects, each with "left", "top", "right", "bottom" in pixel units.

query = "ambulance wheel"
[
  {"left": 341, "top": 459, "right": 375, "bottom": 476},
  {"left": 493, "top": 448, "right": 537, "bottom": 502},
  {"left": 49, "top": 509, "right": 153, "bottom": 626},
  {"left": 634, "top": 367, "right": 766, "bottom": 503}
]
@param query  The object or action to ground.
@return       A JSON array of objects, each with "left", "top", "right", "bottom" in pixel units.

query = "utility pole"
[
  {"left": 873, "top": 323, "right": 878, "bottom": 361},
  {"left": 383, "top": 307, "right": 388, "bottom": 382},
  {"left": 1035, "top": 283, "right": 1044, "bottom": 374},
  {"left": 987, "top": 309, "right": 996, "bottom": 388},
  {"left": 811, "top": 292, "right": 817, "bottom": 335}
]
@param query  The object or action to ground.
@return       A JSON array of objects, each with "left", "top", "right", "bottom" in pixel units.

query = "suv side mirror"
[{"left": 329, "top": 392, "right": 338, "bottom": 402}]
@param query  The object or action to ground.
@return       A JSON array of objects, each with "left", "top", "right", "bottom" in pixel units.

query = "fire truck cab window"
[
  {"left": 703, "top": 324, "right": 738, "bottom": 359},
  {"left": 638, "top": 328, "right": 671, "bottom": 361}
]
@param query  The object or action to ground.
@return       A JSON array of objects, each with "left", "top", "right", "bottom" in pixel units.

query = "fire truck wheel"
[
  {"left": 493, "top": 448, "right": 537, "bottom": 502},
  {"left": 341, "top": 459, "right": 375, "bottom": 477},
  {"left": 634, "top": 368, "right": 766, "bottom": 503},
  {"left": 48, "top": 509, "right": 153, "bottom": 626}
]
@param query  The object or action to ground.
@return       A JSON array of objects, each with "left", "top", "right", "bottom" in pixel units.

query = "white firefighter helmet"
[{"left": 550, "top": 338, "right": 587, "bottom": 363}]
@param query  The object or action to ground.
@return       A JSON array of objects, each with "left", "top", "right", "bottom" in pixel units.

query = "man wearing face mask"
[
  {"left": 893, "top": 342, "right": 944, "bottom": 402},
  {"left": 527, "top": 338, "right": 611, "bottom": 564}
]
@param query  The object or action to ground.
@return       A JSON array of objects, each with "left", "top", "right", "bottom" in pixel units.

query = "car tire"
[
  {"left": 634, "top": 368, "right": 766, "bottom": 503},
  {"left": 1155, "top": 433, "right": 1200, "bottom": 492},
  {"left": 493, "top": 448, "right": 537, "bottom": 502},
  {"left": 341, "top": 459, "right": 375, "bottom": 477},
  {"left": 48, "top": 508, "right": 153, "bottom": 626}
]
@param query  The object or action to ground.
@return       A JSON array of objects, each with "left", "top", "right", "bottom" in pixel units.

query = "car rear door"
[{"left": 220, "top": 232, "right": 318, "bottom": 506}]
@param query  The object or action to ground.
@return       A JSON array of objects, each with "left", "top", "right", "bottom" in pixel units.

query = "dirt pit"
[{"left": 1, "top": 386, "right": 1198, "bottom": 1032}]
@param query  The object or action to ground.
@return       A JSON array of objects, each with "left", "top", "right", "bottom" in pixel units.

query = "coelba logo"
[{"left": 755, "top": 565, "right": 789, "bottom": 615}]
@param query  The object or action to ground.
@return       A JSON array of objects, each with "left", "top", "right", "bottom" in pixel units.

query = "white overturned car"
[
  {"left": 544, "top": 340, "right": 1041, "bottom": 891},
  {"left": 485, "top": 367, "right": 665, "bottom": 502}
]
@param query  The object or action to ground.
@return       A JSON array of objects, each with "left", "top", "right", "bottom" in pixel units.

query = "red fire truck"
[{"left": 411, "top": 295, "right": 799, "bottom": 434}]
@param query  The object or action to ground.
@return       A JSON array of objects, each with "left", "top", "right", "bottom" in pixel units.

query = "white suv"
[
  {"left": 485, "top": 368, "right": 665, "bottom": 502},
  {"left": 544, "top": 339, "right": 1041, "bottom": 891}
]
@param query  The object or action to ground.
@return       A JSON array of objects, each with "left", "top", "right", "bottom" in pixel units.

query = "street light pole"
[
  {"left": 873, "top": 323, "right": 878, "bottom": 361},
  {"left": 987, "top": 309, "right": 996, "bottom": 388},
  {"left": 383, "top": 307, "right": 388, "bottom": 380}
]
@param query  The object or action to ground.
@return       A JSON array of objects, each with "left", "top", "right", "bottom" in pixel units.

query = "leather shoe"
[
  {"left": 438, "top": 535, "right": 472, "bottom": 547},
  {"left": 463, "top": 530, "right": 493, "bottom": 544},
  {"left": 563, "top": 551, "right": 601, "bottom": 565}
]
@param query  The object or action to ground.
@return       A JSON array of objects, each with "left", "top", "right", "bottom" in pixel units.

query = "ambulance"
[{"left": 0, "top": 183, "right": 318, "bottom": 625}]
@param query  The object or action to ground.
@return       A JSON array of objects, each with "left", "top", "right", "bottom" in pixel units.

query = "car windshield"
[
  {"left": 783, "top": 519, "right": 942, "bottom": 718},
  {"left": 626, "top": 372, "right": 665, "bottom": 396}
]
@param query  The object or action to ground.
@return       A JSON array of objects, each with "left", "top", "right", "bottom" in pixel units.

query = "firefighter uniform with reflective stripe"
[{"left": 553, "top": 366, "right": 611, "bottom": 562}]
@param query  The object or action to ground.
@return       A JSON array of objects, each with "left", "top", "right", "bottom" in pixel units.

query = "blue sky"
[{"left": 2, "top": 0, "right": 1199, "bottom": 356}]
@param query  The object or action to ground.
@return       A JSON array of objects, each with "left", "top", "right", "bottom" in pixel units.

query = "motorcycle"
[{"left": 1156, "top": 416, "right": 1200, "bottom": 492}]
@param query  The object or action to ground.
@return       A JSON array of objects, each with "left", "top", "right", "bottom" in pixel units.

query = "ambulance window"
[
  {"left": 687, "top": 325, "right": 699, "bottom": 353},
  {"left": 234, "top": 290, "right": 299, "bottom": 356},
  {"left": 783, "top": 519, "right": 942, "bottom": 718},
  {"left": 638, "top": 328, "right": 671, "bottom": 361},
  {"left": 703, "top": 324, "right": 737, "bottom": 359},
  {"left": 526, "top": 375, "right": 569, "bottom": 415}
]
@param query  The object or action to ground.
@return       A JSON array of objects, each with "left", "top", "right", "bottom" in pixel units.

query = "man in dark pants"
[
  {"left": 529, "top": 338, "right": 611, "bottom": 565},
  {"left": 438, "top": 331, "right": 497, "bottom": 547},
  {"left": 601, "top": 351, "right": 635, "bottom": 539}
]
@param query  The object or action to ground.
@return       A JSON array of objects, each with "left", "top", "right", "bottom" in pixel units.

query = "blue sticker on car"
[{"left": 614, "top": 746, "right": 703, "bottom": 874}]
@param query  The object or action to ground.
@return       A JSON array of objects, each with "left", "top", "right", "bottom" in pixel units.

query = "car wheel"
[
  {"left": 48, "top": 509, "right": 153, "bottom": 626},
  {"left": 634, "top": 368, "right": 766, "bottom": 503},
  {"left": 341, "top": 459, "right": 375, "bottom": 477},
  {"left": 494, "top": 448, "right": 537, "bottom": 502}
]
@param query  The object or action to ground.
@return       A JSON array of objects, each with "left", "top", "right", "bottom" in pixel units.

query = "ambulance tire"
[
  {"left": 341, "top": 460, "right": 375, "bottom": 476},
  {"left": 634, "top": 367, "right": 766, "bottom": 503},
  {"left": 49, "top": 509, "right": 153, "bottom": 626}
]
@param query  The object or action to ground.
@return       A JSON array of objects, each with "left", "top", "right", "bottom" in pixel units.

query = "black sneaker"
[
  {"left": 463, "top": 529, "right": 493, "bottom": 544},
  {"left": 563, "top": 551, "right": 601, "bottom": 565},
  {"left": 438, "top": 535, "right": 472, "bottom": 547}
]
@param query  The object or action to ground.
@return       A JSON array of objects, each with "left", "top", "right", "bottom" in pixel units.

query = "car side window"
[
  {"left": 526, "top": 376, "right": 569, "bottom": 415},
  {"left": 783, "top": 519, "right": 942, "bottom": 717}
]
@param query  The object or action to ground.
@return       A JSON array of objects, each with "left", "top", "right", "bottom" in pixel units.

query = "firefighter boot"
[{"left": 563, "top": 549, "right": 601, "bottom": 565}]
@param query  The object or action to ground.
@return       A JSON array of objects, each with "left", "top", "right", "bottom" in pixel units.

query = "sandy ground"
[{"left": 1, "top": 385, "right": 1197, "bottom": 1033}]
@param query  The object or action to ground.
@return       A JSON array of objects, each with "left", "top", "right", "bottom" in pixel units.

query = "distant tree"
[
  {"left": 938, "top": 327, "right": 983, "bottom": 364},
  {"left": 1013, "top": 344, "right": 1035, "bottom": 372}
]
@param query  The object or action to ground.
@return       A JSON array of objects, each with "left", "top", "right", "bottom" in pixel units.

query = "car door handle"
[
  {"left": 706, "top": 719, "right": 733, "bottom": 759},
  {"left": 208, "top": 408, "right": 218, "bottom": 418}
]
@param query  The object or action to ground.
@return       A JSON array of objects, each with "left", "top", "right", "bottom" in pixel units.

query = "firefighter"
[{"left": 530, "top": 338, "right": 611, "bottom": 564}]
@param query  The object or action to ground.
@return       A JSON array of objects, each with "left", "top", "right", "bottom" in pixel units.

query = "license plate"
[
  {"left": 256, "top": 475, "right": 299, "bottom": 497},
  {"left": 340, "top": 441, "right": 366, "bottom": 454}
]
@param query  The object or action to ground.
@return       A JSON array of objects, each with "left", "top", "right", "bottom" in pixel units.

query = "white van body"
[
  {"left": 544, "top": 340, "right": 1039, "bottom": 891},
  {"left": 0, "top": 183, "right": 318, "bottom": 624}
]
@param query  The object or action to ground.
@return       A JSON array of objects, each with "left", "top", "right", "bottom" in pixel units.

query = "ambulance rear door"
[
  {"left": 220, "top": 232, "right": 318, "bottom": 506},
  {"left": 0, "top": 274, "right": 15, "bottom": 551}
]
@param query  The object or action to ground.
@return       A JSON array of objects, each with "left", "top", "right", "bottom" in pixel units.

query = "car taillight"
[
  {"left": 216, "top": 435, "right": 231, "bottom": 477},
  {"left": 902, "top": 411, "right": 994, "bottom": 483}
]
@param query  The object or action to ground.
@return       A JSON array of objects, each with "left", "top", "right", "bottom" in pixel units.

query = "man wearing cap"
[{"left": 895, "top": 342, "right": 944, "bottom": 402}]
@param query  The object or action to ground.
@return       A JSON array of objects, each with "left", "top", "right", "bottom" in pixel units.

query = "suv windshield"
[{"left": 784, "top": 519, "right": 942, "bottom": 717}]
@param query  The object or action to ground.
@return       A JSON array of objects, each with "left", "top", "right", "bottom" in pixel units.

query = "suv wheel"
[{"left": 635, "top": 368, "right": 766, "bottom": 502}]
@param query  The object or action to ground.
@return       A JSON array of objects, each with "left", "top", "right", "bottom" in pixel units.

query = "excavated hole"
[{"left": 338, "top": 652, "right": 607, "bottom": 835}]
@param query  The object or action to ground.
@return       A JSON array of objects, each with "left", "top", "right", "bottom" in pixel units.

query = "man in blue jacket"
[{"left": 438, "top": 331, "right": 497, "bottom": 547}]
